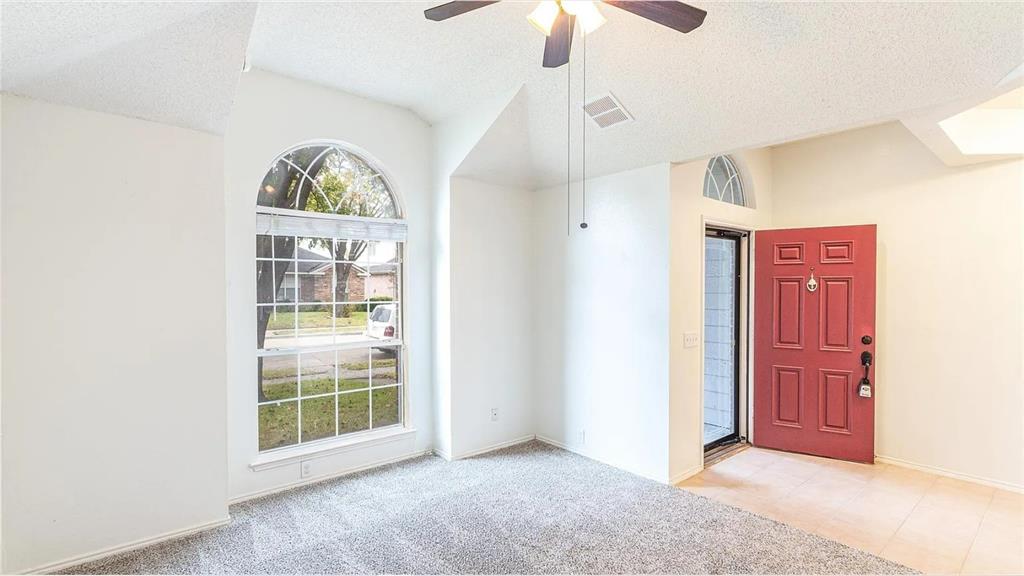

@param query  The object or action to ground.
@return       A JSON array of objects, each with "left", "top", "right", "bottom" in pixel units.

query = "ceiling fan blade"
[
  {"left": 602, "top": 1, "right": 706, "bottom": 33},
  {"left": 542, "top": 12, "right": 575, "bottom": 68},
  {"left": 424, "top": 1, "right": 500, "bottom": 21}
]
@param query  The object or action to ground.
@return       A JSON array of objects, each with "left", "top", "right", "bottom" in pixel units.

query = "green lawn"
[
  {"left": 266, "top": 310, "right": 367, "bottom": 331},
  {"left": 260, "top": 356, "right": 392, "bottom": 380},
  {"left": 258, "top": 386, "right": 401, "bottom": 451},
  {"left": 261, "top": 377, "right": 372, "bottom": 401},
  {"left": 341, "top": 358, "right": 396, "bottom": 371},
  {"left": 262, "top": 366, "right": 323, "bottom": 379}
]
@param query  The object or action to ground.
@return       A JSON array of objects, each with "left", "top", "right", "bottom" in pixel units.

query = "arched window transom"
[
  {"left": 703, "top": 155, "right": 746, "bottom": 206},
  {"left": 258, "top": 144, "right": 400, "bottom": 218}
]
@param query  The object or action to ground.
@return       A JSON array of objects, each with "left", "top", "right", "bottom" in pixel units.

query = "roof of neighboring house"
[
  {"left": 296, "top": 247, "right": 330, "bottom": 274},
  {"left": 294, "top": 249, "right": 397, "bottom": 276},
  {"left": 364, "top": 261, "right": 397, "bottom": 275}
]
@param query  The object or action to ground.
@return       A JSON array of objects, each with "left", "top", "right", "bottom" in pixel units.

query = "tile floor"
[{"left": 678, "top": 446, "right": 1024, "bottom": 575}]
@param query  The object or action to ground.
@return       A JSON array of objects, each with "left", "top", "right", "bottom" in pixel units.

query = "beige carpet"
[{"left": 64, "top": 441, "right": 915, "bottom": 574}]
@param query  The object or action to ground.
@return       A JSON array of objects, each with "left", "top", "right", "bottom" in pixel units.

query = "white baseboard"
[
  {"left": 535, "top": 434, "right": 600, "bottom": 464},
  {"left": 233, "top": 436, "right": 537, "bottom": 504},
  {"left": 229, "top": 448, "right": 433, "bottom": 504},
  {"left": 535, "top": 435, "right": 670, "bottom": 484},
  {"left": 450, "top": 435, "right": 537, "bottom": 460},
  {"left": 22, "top": 516, "right": 231, "bottom": 575},
  {"left": 876, "top": 454, "right": 1023, "bottom": 493},
  {"left": 670, "top": 463, "right": 704, "bottom": 485},
  {"left": 535, "top": 434, "right": 574, "bottom": 452}
]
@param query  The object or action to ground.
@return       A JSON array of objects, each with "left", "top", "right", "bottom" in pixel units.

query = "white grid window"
[{"left": 255, "top": 143, "right": 405, "bottom": 452}]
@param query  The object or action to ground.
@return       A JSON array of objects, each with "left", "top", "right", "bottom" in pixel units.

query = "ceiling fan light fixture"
[
  {"left": 527, "top": 1, "right": 561, "bottom": 36},
  {"left": 561, "top": 0, "right": 606, "bottom": 34}
]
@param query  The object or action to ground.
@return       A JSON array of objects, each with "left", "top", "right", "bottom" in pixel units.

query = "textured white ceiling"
[
  {"left": 3, "top": 2, "right": 1021, "bottom": 182},
  {"left": 1, "top": 1, "right": 256, "bottom": 134},
  {"left": 249, "top": 1, "right": 1024, "bottom": 186}
]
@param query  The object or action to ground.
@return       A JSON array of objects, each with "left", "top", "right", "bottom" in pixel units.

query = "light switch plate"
[{"left": 684, "top": 332, "right": 700, "bottom": 348}]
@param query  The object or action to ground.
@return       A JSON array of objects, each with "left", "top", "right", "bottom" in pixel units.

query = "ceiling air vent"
[{"left": 583, "top": 93, "right": 633, "bottom": 129}]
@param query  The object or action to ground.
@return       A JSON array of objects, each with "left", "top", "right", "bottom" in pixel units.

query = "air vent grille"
[
  {"left": 584, "top": 96, "right": 618, "bottom": 117},
  {"left": 583, "top": 92, "right": 633, "bottom": 129},
  {"left": 593, "top": 108, "right": 629, "bottom": 128}
]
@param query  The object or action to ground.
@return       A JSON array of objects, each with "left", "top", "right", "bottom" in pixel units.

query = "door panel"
[
  {"left": 754, "top": 225, "right": 876, "bottom": 463},
  {"left": 818, "top": 369, "right": 852, "bottom": 434},
  {"left": 773, "top": 278, "right": 804, "bottom": 348},
  {"left": 819, "top": 277, "right": 852, "bottom": 351},
  {"left": 772, "top": 366, "right": 803, "bottom": 427},
  {"left": 774, "top": 243, "right": 805, "bottom": 264}
]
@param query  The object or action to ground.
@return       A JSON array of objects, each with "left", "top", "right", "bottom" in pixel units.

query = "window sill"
[{"left": 250, "top": 427, "right": 417, "bottom": 472}]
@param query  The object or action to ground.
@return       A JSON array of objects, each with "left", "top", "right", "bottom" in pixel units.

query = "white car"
[{"left": 366, "top": 303, "right": 397, "bottom": 340}]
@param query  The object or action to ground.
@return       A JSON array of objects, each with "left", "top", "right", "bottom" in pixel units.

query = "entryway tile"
[
  {"left": 892, "top": 503, "right": 983, "bottom": 558},
  {"left": 679, "top": 446, "right": 1018, "bottom": 574},
  {"left": 981, "top": 489, "right": 1023, "bottom": 531},
  {"left": 845, "top": 484, "right": 924, "bottom": 522},
  {"left": 880, "top": 535, "right": 966, "bottom": 574},
  {"left": 815, "top": 515, "right": 896, "bottom": 555},
  {"left": 734, "top": 467, "right": 808, "bottom": 501},
  {"left": 917, "top": 478, "right": 994, "bottom": 515},
  {"left": 960, "top": 516, "right": 1024, "bottom": 575}
]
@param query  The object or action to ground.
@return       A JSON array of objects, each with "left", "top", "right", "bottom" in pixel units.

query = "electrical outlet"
[
  {"left": 300, "top": 460, "right": 313, "bottom": 478},
  {"left": 684, "top": 331, "right": 700, "bottom": 348},
  {"left": 490, "top": 407, "right": 499, "bottom": 422},
  {"left": 578, "top": 429, "right": 586, "bottom": 445}
]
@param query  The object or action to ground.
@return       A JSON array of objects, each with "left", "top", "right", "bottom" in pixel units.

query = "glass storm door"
[{"left": 704, "top": 230, "right": 741, "bottom": 450}]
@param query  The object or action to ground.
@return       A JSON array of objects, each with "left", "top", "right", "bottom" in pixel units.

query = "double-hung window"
[{"left": 255, "top": 143, "right": 406, "bottom": 452}]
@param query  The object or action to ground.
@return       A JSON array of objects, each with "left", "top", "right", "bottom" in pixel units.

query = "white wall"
[
  {"left": 534, "top": 164, "right": 673, "bottom": 482},
  {"left": 1, "top": 95, "right": 228, "bottom": 573},
  {"left": 450, "top": 178, "right": 535, "bottom": 456},
  {"left": 770, "top": 122, "right": 1023, "bottom": 489},
  {"left": 430, "top": 88, "right": 521, "bottom": 458},
  {"left": 1, "top": 92, "right": 6, "bottom": 573},
  {"left": 668, "top": 149, "right": 774, "bottom": 481},
  {"left": 3, "top": 73, "right": 1018, "bottom": 576},
  {"left": 224, "top": 70, "right": 433, "bottom": 500}
]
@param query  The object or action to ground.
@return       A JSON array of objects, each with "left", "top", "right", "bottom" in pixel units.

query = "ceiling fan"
[{"left": 424, "top": 1, "right": 707, "bottom": 68}]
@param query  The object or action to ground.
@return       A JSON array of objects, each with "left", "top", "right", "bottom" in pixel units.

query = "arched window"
[
  {"left": 255, "top": 143, "right": 406, "bottom": 452},
  {"left": 703, "top": 155, "right": 746, "bottom": 206}
]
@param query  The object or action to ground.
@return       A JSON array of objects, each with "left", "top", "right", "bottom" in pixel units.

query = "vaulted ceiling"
[
  {"left": 1, "top": 1, "right": 256, "bottom": 134},
  {"left": 4, "top": 2, "right": 1022, "bottom": 186},
  {"left": 248, "top": 2, "right": 1022, "bottom": 186}
]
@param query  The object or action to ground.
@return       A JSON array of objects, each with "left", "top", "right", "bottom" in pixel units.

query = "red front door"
[{"left": 753, "top": 225, "right": 877, "bottom": 463}]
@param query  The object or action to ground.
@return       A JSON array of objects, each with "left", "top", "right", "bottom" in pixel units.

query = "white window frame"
[{"left": 255, "top": 206, "right": 408, "bottom": 458}]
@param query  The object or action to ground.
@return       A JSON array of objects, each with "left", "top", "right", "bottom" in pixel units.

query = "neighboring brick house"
[{"left": 284, "top": 247, "right": 397, "bottom": 304}]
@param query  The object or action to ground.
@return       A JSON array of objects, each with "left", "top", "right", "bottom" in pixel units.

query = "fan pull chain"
[
  {"left": 580, "top": 30, "right": 588, "bottom": 230},
  {"left": 566, "top": 39, "right": 571, "bottom": 237}
]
